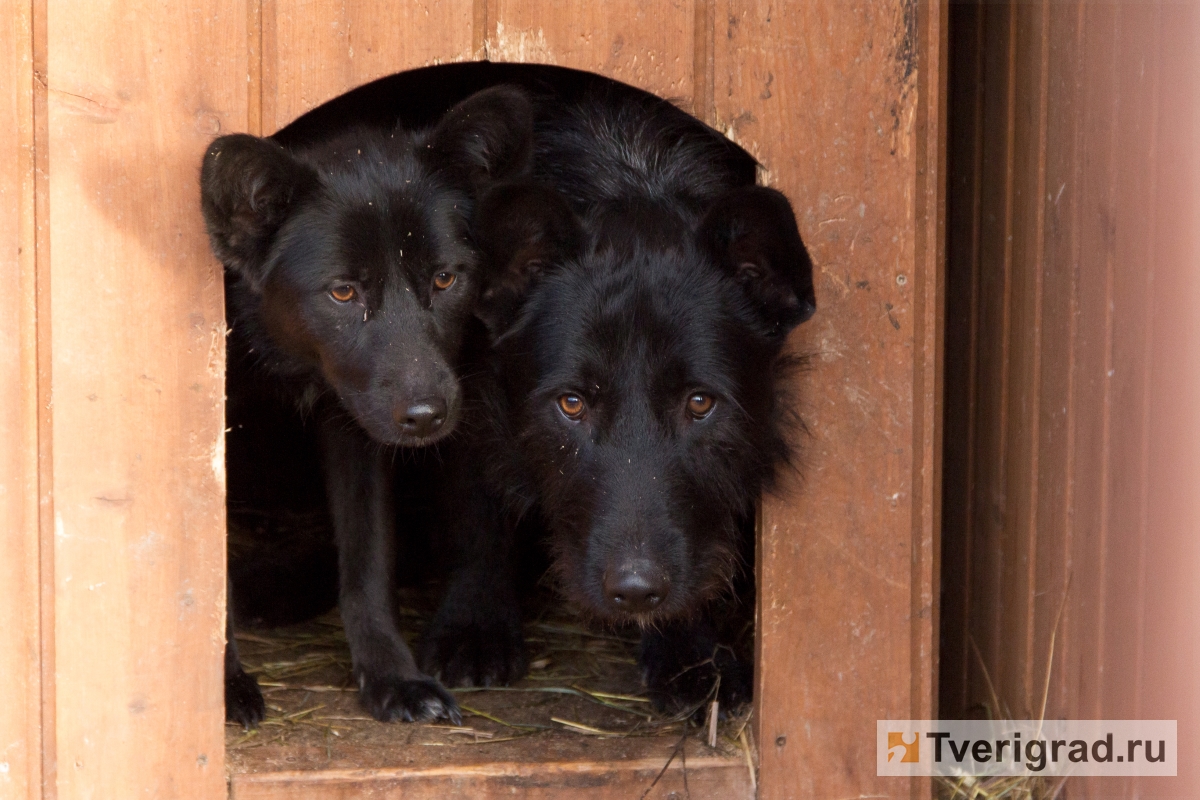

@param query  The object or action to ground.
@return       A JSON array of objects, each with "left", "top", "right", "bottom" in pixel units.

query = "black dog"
[
  {"left": 200, "top": 85, "right": 533, "bottom": 727},
  {"left": 472, "top": 92, "right": 816, "bottom": 713}
]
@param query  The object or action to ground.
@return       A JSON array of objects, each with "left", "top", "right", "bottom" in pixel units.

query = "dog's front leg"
[
  {"left": 639, "top": 612, "right": 752, "bottom": 718},
  {"left": 224, "top": 577, "right": 265, "bottom": 728},
  {"left": 418, "top": 447, "right": 526, "bottom": 687},
  {"left": 320, "top": 418, "right": 460, "bottom": 724}
]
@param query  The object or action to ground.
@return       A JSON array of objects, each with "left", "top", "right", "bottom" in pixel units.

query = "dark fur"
[
  {"left": 473, "top": 93, "right": 815, "bottom": 713},
  {"left": 201, "top": 86, "right": 534, "bottom": 727}
]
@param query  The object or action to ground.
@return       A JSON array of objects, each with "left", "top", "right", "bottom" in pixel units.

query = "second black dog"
[{"left": 472, "top": 91, "right": 816, "bottom": 713}]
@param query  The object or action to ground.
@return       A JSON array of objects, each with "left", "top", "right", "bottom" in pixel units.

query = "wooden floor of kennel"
[{"left": 1, "top": 1, "right": 945, "bottom": 798}]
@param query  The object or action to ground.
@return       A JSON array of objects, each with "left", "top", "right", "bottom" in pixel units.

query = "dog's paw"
[
  {"left": 642, "top": 644, "right": 752, "bottom": 718},
  {"left": 357, "top": 674, "right": 462, "bottom": 724},
  {"left": 419, "top": 617, "right": 528, "bottom": 688},
  {"left": 225, "top": 666, "right": 266, "bottom": 729},
  {"left": 714, "top": 657, "right": 753, "bottom": 712}
]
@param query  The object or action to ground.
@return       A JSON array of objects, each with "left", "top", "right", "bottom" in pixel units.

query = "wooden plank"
[
  {"left": 993, "top": 0, "right": 1048, "bottom": 720},
  {"left": 711, "top": 1, "right": 943, "bottom": 797},
  {"left": 1091, "top": 7, "right": 1160, "bottom": 797},
  {"left": 44, "top": 1, "right": 245, "bottom": 797},
  {"left": 262, "top": 0, "right": 475, "bottom": 133},
  {"left": 1101, "top": 0, "right": 1158, "bottom": 717},
  {"left": 1137, "top": 5, "right": 1200, "bottom": 796},
  {"left": 1030, "top": 0, "right": 1082, "bottom": 723},
  {"left": 911, "top": 0, "right": 947, "bottom": 761},
  {"left": 0, "top": 0, "right": 42, "bottom": 797},
  {"left": 484, "top": 0, "right": 694, "bottom": 106},
  {"left": 942, "top": 4, "right": 1200, "bottom": 796},
  {"left": 1063, "top": 0, "right": 1119, "bottom": 736},
  {"left": 231, "top": 753, "right": 750, "bottom": 800}
]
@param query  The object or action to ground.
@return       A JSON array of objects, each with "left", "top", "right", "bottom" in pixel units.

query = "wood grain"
[
  {"left": 484, "top": 0, "right": 695, "bottom": 106},
  {"left": 711, "top": 1, "right": 944, "bottom": 797},
  {"left": 262, "top": 0, "right": 475, "bottom": 133},
  {"left": 0, "top": 0, "right": 42, "bottom": 797},
  {"left": 43, "top": 1, "right": 244, "bottom": 796},
  {"left": 941, "top": 1, "right": 1200, "bottom": 795},
  {"left": 231, "top": 748, "right": 750, "bottom": 800},
  {"left": 1137, "top": 5, "right": 1200, "bottom": 796}
]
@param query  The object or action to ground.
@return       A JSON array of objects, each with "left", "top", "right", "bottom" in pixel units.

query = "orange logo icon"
[{"left": 887, "top": 731, "right": 920, "bottom": 763}]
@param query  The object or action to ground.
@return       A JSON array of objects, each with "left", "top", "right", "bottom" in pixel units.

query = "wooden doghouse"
[{"left": 1, "top": 2, "right": 944, "bottom": 798}]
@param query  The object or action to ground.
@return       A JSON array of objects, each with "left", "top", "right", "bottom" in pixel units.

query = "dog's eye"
[
  {"left": 686, "top": 393, "right": 715, "bottom": 419},
  {"left": 330, "top": 284, "right": 357, "bottom": 303},
  {"left": 433, "top": 272, "right": 456, "bottom": 291},
  {"left": 557, "top": 394, "right": 586, "bottom": 421}
]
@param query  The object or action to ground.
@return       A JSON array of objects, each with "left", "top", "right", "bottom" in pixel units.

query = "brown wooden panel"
[
  {"left": 262, "top": 0, "right": 475, "bottom": 133},
  {"left": 232, "top": 752, "right": 750, "bottom": 799},
  {"left": 712, "top": 1, "right": 944, "bottom": 797},
  {"left": 0, "top": 1, "right": 41, "bottom": 797},
  {"left": 1100, "top": 0, "right": 1158, "bottom": 717},
  {"left": 1029, "top": 0, "right": 1081, "bottom": 727},
  {"left": 484, "top": 0, "right": 694, "bottom": 105},
  {"left": 943, "top": 1, "right": 1200, "bottom": 796},
  {"left": 44, "top": 1, "right": 245, "bottom": 796},
  {"left": 1061, "top": 0, "right": 1119, "bottom": 732},
  {"left": 995, "top": 0, "right": 1044, "bottom": 720},
  {"left": 1138, "top": 5, "right": 1200, "bottom": 796}
]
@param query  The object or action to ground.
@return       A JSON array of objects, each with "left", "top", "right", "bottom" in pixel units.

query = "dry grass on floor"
[
  {"left": 936, "top": 775, "right": 1067, "bottom": 800},
  {"left": 226, "top": 589, "right": 754, "bottom": 771}
]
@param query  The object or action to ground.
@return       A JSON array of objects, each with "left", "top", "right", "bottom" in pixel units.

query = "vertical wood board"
[
  {"left": 941, "top": 1, "right": 1200, "bottom": 796},
  {"left": 44, "top": 1, "right": 245, "bottom": 796},
  {"left": 711, "top": 1, "right": 943, "bottom": 797},
  {"left": 484, "top": 0, "right": 695, "bottom": 105},
  {"left": 0, "top": 0, "right": 42, "bottom": 797},
  {"left": 262, "top": 0, "right": 474, "bottom": 134}
]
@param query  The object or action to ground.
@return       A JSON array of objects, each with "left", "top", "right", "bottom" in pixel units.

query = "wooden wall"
[
  {"left": 3, "top": 2, "right": 943, "bottom": 797},
  {"left": 941, "top": 1, "right": 1200, "bottom": 796},
  {"left": 726, "top": 3, "right": 944, "bottom": 799},
  {"left": 2, "top": 1, "right": 244, "bottom": 798},
  {"left": 1, "top": 2, "right": 42, "bottom": 798}
]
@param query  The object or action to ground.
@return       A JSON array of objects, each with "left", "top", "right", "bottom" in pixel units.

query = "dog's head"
[
  {"left": 476, "top": 183, "right": 815, "bottom": 623},
  {"left": 201, "top": 86, "right": 532, "bottom": 446}
]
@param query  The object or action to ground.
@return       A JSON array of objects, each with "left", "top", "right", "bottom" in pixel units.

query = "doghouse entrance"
[{"left": 222, "top": 63, "right": 758, "bottom": 799}]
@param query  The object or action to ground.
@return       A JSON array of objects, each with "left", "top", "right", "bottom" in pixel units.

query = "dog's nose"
[
  {"left": 603, "top": 562, "right": 668, "bottom": 614},
  {"left": 397, "top": 398, "right": 446, "bottom": 438}
]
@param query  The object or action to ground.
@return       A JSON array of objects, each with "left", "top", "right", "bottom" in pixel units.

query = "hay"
[
  {"left": 227, "top": 585, "right": 752, "bottom": 757},
  {"left": 936, "top": 580, "right": 1073, "bottom": 800}
]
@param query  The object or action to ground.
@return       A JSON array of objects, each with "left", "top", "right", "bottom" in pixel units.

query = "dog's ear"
[
  {"left": 473, "top": 183, "right": 584, "bottom": 336},
  {"left": 200, "top": 134, "right": 318, "bottom": 289},
  {"left": 698, "top": 186, "right": 816, "bottom": 336},
  {"left": 424, "top": 85, "right": 534, "bottom": 189}
]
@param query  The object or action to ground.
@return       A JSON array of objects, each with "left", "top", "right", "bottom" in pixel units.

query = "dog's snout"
[
  {"left": 603, "top": 561, "right": 668, "bottom": 614},
  {"left": 396, "top": 397, "right": 447, "bottom": 438}
]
